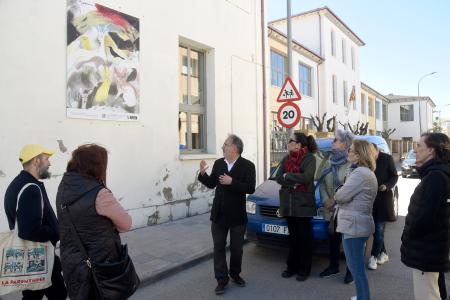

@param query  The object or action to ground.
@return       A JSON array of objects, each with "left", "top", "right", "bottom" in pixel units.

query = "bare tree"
[
  {"left": 326, "top": 115, "right": 336, "bottom": 133},
  {"left": 310, "top": 113, "right": 327, "bottom": 132},
  {"left": 381, "top": 128, "right": 396, "bottom": 140}
]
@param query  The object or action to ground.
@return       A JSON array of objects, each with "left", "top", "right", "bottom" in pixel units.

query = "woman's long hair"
[
  {"left": 293, "top": 132, "right": 318, "bottom": 153},
  {"left": 421, "top": 132, "right": 450, "bottom": 164},
  {"left": 67, "top": 144, "right": 108, "bottom": 185},
  {"left": 352, "top": 140, "right": 376, "bottom": 171}
]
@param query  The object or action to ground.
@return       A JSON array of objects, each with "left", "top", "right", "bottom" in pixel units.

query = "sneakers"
[
  {"left": 377, "top": 252, "right": 389, "bottom": 265},
  {"left": 230, "top": 275, "right": 246, "bottom": 287},
  {"left": 350, "top": 296, "right": 357, "bottom": 300},
  {"left": 367, "top": 256, "right": 377, "bottom": 270},
  {"left": 319, "top": 266, "right": 340, "bottom": 278},
  {"left": 215, "top": 278, "right": 229, "bottom": 295}
]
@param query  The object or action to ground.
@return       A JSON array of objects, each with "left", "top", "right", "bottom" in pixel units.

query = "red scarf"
[{"left": 284, "top": 146, "right": 309, "bottom": 191}]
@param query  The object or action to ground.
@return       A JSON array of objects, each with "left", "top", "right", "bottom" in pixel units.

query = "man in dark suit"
[
  {"left": 367, "top": 144, "right": 399, "bottom": 270},
  {"left": 198, "top": 134, "right": 256, "bottom": 295}
]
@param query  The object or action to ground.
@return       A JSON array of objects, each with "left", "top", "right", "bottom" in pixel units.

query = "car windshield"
[{"left": 406, "top": 151, "right": 416, "bottom": 160}]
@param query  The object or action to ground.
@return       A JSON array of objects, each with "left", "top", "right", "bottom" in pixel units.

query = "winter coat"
[
  {"left": 401, "top": 160, "right": 450, "bottom": 272},
  {"left": 56, "top": 172, "right": 123, "bottom": 300},
  {"left": 373, "top": 152, "right": 399, "bottom": 222},
  {"left": 276, "top": 152, "right": 316, "bottom": 217},
  {"left": 335, "top": 166, "right": 378, "bottom": 238},
  {"left": 198, "top": 156, "right": 256, "bottom": 226}
]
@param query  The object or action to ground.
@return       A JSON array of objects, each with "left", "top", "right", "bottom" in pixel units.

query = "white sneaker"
[
  {"left": 351, "top": 296, "right": 357, "bottom": 300},
  {"left": 377, "top": 252, "right": 389, "bottom": 265},
  {"left": 368, "top": 256, "right": 377, "bottom": 270}
]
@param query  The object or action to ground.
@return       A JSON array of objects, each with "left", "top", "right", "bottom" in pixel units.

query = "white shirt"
[{"left": 224, "top": 158, "right": 237, "bottom": 172}]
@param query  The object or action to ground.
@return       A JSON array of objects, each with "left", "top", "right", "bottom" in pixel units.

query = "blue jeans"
[
  {"left": 371, "top": 222, "right": 386, "bottom": 257},
  {"left": 343, "top": 236, "right": 370, "bottom": 300}
]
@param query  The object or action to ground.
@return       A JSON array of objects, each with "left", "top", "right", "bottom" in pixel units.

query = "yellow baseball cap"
[{"left": 19, "top": 144, "right": 55, "bottom": 164}]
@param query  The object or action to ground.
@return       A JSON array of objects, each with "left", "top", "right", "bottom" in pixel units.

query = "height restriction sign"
[
  {"left": 276, "top": 76, "right": 302, "bottom": 102},
  {"left": 277, "top": 102, "right": 301, "bottom": 129}
]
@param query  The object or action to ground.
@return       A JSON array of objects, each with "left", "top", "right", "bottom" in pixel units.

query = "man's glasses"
[{"left": 288, "top": 139, "right": 298, "bottom": 144}]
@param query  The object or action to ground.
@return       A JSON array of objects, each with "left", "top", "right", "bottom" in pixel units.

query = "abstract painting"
[{"left": 67, "top": 0, "right": 139, "bottom": 121}]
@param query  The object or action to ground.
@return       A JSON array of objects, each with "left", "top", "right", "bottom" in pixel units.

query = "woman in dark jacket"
[
  {"left": 401, "top": 133, "right": 450, "bottom": 300},
  {"left": 276, "top": 132, "right": 317, "bottom": 281},
  {"left": 56, "top": 144, "right": 133, "bottom": 300}
]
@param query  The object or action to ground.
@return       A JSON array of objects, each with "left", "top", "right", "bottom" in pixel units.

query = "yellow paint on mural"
[
  {"left": 95, "top": 68, "right": 112, "bottom": 103},
  {"left": 80, "top": 36, "right": 92, "bottom": 50}
]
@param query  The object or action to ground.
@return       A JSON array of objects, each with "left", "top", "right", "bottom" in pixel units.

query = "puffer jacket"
[
  {"left": 335, "top": 166, "right": 378, "bottom": 238},
  {"left": 401, "top": 160, "right": 450, "bottom": 272},
  {"left": 276, "top": 152, "right": 316, "bottom": 217},
  {"left": 56, "top": 172, "right": 122, "bottom": 300}
]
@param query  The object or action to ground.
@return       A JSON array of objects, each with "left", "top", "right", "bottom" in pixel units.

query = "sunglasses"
[{"left": 288, "top": 139, "right": 298, "bottom": 144}]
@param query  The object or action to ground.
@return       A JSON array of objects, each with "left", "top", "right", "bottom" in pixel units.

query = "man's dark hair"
[
  {"left": 421, "top": 132, "right": 450, "bottom": 164},
  {"left": 229, "top": 134, "right": 244, "bottom": 154}
]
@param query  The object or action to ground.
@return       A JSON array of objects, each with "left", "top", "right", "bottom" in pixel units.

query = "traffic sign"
[
  {"left": 276, "top": 76, "right": 302, "bottom": 102},
  {"left": 277, "top": 102, "right": 301, "bottom": 128}
]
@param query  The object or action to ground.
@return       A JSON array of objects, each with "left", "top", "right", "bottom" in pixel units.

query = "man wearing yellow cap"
[{"left": 4, "top": 144, "right": 67, "bottom": 299}]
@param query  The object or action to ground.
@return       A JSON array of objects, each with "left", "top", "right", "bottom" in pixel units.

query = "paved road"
[{"left": 131, "top": 177, "right": 424, "bottom": 300}]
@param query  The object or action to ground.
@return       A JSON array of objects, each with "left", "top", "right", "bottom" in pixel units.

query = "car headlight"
[
  {"left": 246, "top": 201, "right": 256, "bottom": 214},
  {"left": 402, "top": 162, "right": 409, "bottom": 169}
]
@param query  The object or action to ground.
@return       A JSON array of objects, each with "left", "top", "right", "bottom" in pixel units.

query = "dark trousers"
[
  {"left": 211, "top": 221, "right": 246, "bottom": 281},
  {"left": 439, "top": 272, "right": 447, "bottom": 300},
  {"left": 22, "top": 255, "right": 67, "bottom": 300},
  {"left": 286, "top": 217, "right": 312, "bottom": 275}
]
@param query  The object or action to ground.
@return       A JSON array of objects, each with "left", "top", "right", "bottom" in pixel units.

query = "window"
[
  {"left": 342, "top": 39, "right": 346, "bottom": 64},
  {"left": 351, "top": 47, "right": 355, "bottom": 70},
  {"left": 332, "top": 75, "right": 337, "bottom": 103},
  {"left": 368, "top": 98, "right": 374, "bottom": 117},
  {"left": 400, "top": 104, "right": 414, "bottom": 121},
  {"left": 382, "top": 103, "right": 387, "bottom": 121},
  {"left": 179, "top": 45, "right": 206, "bottom": 152},
  {"left": 343, "top": 80, "right": 348, "bottom": 107},
  {"left": 271, "top": 50, "right": 286, "bottom": 87},
  {"left": 352, "top": 86, "right": 356, "bottom": 110},
  {"left": 361, "top": 93, "right": 366, "bottom": 114},
  {"left": 375, "top": 101, "right": 381, "bottom": 119},
  {"left": 298, "top": 63, "right": 312, "bottom": 97},
  {"left": 331, "top": 30, "right": 336, "bottom": 57}
]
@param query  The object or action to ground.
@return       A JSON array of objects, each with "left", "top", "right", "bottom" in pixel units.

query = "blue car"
[{"left": 246, "top": 135, "right": 398, "bottom": 248}]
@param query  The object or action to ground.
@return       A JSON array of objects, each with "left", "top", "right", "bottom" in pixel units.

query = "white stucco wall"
[{"left": 0, "top": 0, "right": 267, "bottom": 231}]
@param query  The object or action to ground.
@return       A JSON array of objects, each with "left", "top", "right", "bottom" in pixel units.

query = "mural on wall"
[{"left": 67, "top": 0, "right": 140, "bottom": 121}]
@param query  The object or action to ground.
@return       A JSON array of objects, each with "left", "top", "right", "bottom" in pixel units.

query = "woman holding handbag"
[
  {"left": 56, "top": 144, "right": 139, "bottom": 300},
  {"left": 275, "top": 132, "right": 317, "bottom": 282},
  {"left": 325, "top": 140, "right": 378, "bottom": 300}
]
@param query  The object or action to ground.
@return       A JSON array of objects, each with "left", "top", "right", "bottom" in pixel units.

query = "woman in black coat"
[
  {"left": 367, "top": 146, "right": 398, "bottom": 270},
  {"left": 401, "top": 133, "right": 450, "bottom": 300},
  {"left": 275, "top": 132, "right": 317, "bottom": 282}
]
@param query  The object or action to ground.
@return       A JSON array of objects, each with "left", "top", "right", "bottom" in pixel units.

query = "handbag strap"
[
  {"left": 15, "top": 183, "right": 44, "bottom": 230},
  {"left": 63, "top": 206, "right": 92, "bottom": 266}
]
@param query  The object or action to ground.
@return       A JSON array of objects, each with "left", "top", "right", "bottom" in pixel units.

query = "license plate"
[{"left": 262, "top": 224, "right": 289, "bottom": 235}]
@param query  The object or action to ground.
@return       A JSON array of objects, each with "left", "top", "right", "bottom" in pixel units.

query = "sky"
[{"left": 265, "top": 0, "right": 450, "bottom": 120}]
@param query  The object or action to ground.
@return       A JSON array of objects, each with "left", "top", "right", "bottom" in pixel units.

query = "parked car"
[
  {"left": 246, "top": 135, "right": 399, "bottom": 248},
  {"left": 401, "top": 149, "right": 417, "bottom": 178}
]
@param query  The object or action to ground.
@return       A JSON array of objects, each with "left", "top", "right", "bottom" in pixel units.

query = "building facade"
[
  {"left": 0, "top": 0, "right": 267, "bottom": 231},
  {"left": 386, "top": 95, "right": 436, "bottom": 141}
]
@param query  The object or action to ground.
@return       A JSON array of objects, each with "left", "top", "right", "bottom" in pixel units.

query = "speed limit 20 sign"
[{"left": 277, "top": 102, "right": 301, "bottom": 129}]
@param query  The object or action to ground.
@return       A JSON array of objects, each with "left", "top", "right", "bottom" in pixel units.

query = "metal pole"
[
  {"left": 417, "top": 72, "right": 436, "bottom": 135},
  {"left": 287, "top": 0, "right": 293, "bottom": 137}
]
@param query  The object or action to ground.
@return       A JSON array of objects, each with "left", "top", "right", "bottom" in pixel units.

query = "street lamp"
[{"left": 417, "top": 72, "right": 437, "bottom": 134}]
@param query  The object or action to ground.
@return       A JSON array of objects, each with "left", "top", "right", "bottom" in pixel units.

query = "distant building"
[
  {"left": 361, "top": 82, "right": 389, "bottom": 136},
  {"left": 385, "top": 94, "right": 436, "bottom": 141}
]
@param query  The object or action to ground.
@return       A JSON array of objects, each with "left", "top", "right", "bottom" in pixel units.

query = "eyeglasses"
[{"left": 288, "top": 139, "right": 298, "bottom": 144}]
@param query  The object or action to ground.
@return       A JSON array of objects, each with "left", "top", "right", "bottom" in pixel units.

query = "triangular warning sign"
[
  {"left": 349, "top": 86, "right": 356, "bottom": 102},
  {"left": 277, "top": 77, "right": 302, "bottom": 102}
]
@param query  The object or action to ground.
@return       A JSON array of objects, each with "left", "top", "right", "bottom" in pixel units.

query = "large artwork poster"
[{"left": 67, "top": 0, "right": 140, "bottom": 121}]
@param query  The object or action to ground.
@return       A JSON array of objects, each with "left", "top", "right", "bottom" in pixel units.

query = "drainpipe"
[{"left": 260, "top": 0, "right": 268, "bottom": 179}]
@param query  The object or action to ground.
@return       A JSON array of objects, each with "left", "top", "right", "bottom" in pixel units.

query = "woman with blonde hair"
[{"left": 325, "top": 140, "right": 378, "bottom": 300}]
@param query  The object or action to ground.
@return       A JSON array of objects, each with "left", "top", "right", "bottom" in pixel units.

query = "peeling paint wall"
[{"left": 0, "top": 0, "right": 266, "bottom": 231}]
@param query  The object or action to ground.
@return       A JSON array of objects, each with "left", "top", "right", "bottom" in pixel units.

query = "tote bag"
[{"left": 0, "top": 183, "right": 54, "bottom": 296}]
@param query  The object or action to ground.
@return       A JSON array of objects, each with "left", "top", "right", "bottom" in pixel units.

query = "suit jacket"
[
  {"left": 373, "top": 152, "right": 399, "bottom": 222},
  {"left": 198, "top": 156, "right": 256, "bottom": 226}
]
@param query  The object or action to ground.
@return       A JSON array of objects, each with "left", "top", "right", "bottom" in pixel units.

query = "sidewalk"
[{"left": 1, "top": 213, "right": 214, "bottom": 299}]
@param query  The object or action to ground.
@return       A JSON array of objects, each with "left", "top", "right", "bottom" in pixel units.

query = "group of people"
[
  {"left": 197, "top": 131, "right": 449, "bottom": 300},
  {"left": 4, "top": 144, "right": 132, "bottom": 299},
  {"left": 3, "top": 131, "right": 449, "bottom": 300}
]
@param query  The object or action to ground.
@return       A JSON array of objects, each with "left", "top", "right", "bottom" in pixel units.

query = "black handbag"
[{"left": 65, "top": 207, "right": 140, "bottom": 300}]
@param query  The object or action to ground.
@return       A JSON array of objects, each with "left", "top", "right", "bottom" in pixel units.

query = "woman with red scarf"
[{"left": 276, "top": 132, "right": 318, "bottom": 282}]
